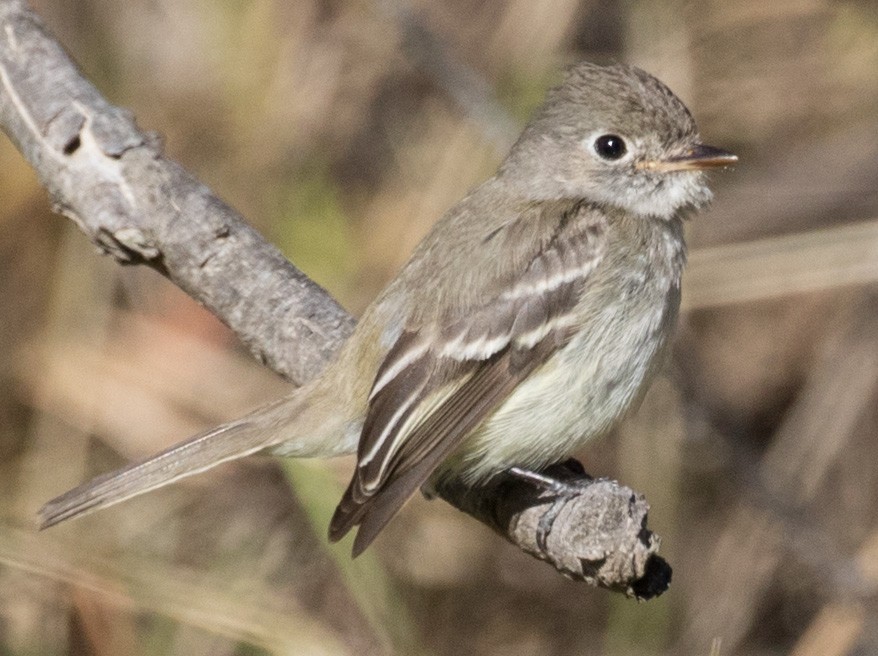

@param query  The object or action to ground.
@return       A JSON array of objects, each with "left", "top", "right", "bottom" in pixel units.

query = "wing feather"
[{"left": 329, "top": 201, "right": 607, "bottom": 553}]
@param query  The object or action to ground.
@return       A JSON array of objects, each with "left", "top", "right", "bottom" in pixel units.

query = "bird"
[{"left": 39, "top": 62, "right": 737, "bottom": 556}]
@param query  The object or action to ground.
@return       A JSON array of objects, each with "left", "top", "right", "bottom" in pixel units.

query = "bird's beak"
[{"left": 638, "top": 144, "right": 738, "bottom": 172}]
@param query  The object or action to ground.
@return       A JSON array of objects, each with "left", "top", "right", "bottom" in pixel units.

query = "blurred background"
[{"left": 1, "top": 0, "right": 877, "bottom": 654}]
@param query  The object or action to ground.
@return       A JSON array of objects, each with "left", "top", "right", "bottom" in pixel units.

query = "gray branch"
[{"left": 0, "top": 0, "right": 668, "bottom": 598}]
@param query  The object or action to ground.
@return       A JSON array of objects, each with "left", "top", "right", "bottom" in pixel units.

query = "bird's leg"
[
  {"left": 507, "top": 467, "right": 569, "bottom": 491},
  {"left": 508, "top": 459, "right": 593, "bottom": 552},
  {"left": 508, "top": 458, "right": 590, "bottom": 492}
]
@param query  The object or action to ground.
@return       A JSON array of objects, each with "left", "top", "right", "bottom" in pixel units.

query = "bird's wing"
[{"left": 329, "top": 201, "right": 607, "bottom": 555}]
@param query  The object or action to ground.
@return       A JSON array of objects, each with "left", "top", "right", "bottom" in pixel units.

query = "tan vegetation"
[{"left": 1, "top": 0, "right": 876, "bottom": 654}]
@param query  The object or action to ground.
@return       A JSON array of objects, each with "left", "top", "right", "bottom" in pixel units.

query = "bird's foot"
[{"left": 508, "top": 459, "right": 593, "bottom": 553}]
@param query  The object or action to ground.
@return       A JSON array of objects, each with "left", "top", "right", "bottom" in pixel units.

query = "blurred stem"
[
  {"left": 626, "top": 0, "right": 694, "bottom": 101},
  {"left": 14, "top": 225, "right": 117, "bottom": 518},
  {"left": 271, "top": 160, "right": 357, "bottom": 304},
  {"left": 282, "top": 460, "right": 430, "bottom": 656},
  {"left": 1, "top": 225, "right": 118, "bottom": 656},
  {"left": 605, "top": 376, "right": 686, "bottom": 653},
  {"left": 604, "top": 2, "right": 693, "bottom": 649},
  {"left": 0, "top": 525, "right": 347, "bottom": 655}
]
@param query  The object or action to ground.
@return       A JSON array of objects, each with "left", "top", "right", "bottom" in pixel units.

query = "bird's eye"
[{"left": 593, "top": 134, "right": 627, "bottom": 160}]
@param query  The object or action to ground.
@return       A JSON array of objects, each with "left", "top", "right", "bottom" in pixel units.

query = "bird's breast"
[{"left": 453, "top": 220, "right": 684, "bottom": 481}]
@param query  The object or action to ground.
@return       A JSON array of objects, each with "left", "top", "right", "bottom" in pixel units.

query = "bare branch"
[
  {"left": 437, "top": 462, "right": 669, "bottom": 598},
  {"left": 0, "top": 0, "right": 667, "bottom": 597},
  {"left": 0, "top": 0, "right": 353, "bottom": 385}
]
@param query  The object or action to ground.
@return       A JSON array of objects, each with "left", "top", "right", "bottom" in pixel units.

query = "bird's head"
[{"left": 500, "top": 62, "right": 737, "bottom": 219}]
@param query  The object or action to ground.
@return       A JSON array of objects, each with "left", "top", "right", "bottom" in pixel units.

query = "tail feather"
[
  {"left": 38, "top": 388, "right": 338, "bottom": 529},
  {"left": 39, "top": 420, "right": 266, "bottom": 529}
]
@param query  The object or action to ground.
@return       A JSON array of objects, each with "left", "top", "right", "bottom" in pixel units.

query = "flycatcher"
[{"left": 40, "top": 62, "right": 736, "bottom": 555}]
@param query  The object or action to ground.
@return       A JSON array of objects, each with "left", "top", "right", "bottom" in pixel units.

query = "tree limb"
[{"left": 0, "top": 0, "right": 668, "bottom": 598}]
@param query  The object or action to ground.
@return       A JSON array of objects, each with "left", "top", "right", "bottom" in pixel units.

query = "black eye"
[{"left": 594, "top": 134, "right": 627, "bottom": 160}]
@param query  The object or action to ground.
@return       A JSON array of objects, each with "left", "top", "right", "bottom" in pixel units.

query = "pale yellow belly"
[{"left": 447, "top": 295, "right": 675, "bottom": 483}]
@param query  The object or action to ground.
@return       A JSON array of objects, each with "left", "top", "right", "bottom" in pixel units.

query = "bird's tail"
[{"left": 38, "top": 383, "right": 349, "bottom": 529}]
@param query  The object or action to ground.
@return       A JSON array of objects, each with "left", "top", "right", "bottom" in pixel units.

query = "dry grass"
[{"left": 2, "top": 0, "right": 877, "bottom": 654}]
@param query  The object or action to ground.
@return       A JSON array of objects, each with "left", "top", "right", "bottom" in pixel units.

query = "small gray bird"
[{"left": 40, "top": 62, "right": 736, "bottom": 555}]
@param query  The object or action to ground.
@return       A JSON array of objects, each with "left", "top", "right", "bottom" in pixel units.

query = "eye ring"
[{"left": 593, "top": 134, "right": 627, "bottom": 160}]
